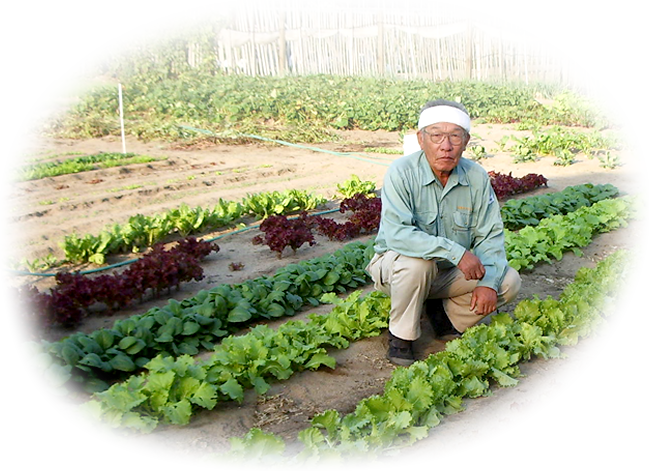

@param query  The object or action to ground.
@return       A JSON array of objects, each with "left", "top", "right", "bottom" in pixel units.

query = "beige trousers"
[{"left": 366, "top": 250, "right": 521, "bottom": 340}]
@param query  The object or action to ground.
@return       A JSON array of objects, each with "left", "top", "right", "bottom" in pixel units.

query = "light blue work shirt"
[{"left": 373, "top": 151, "right": 508, "bottom": 291}]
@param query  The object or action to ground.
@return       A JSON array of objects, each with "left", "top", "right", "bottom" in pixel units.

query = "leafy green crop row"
[
  {"left": 43, "top": 194, "right": 635, "bottom": 393},
  {"left": 61, "top": 189, "right": 327, "bottom": 265},
  {"left": 82, "top": 290, "right": 390, "bottom": 432},
  {"left": 47, "top": 75, "right": 607, "bottom": 143},
  {"left": 76, "top": 75, "right": 649, "bottom": 135},
  {"left": 7, "top": 76, "right": 649, "bottom": 144},
  {"left": 7, "top": 78, "right": 649, "bottom": 144},
  {"left": 500, "top": 183, "right": 619, "bottom": 230},
  {"left": 226, "top": 249, "right": 628, "bottom": 460},
  {"left": 16, "top": 152, "right": 162, "bottom": 181},
  {"left": 505, "top": 196, "right": 635, "bottom": 271},
  {"left": 499, "top": 126, "right": 617, "bottom": 166},
  {"left": 26, "top": 175, "right": 368, "bottom": 270},
  {"left": 5, "top": 238, "right": 649, "bottom": 471},
  {"left": 42, "top": 241, "right": 374, "bottom": 392}
]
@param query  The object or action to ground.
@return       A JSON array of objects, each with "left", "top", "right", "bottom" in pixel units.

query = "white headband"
[{"left": 418, "top": 105, "right": 471, "bottom": 133}]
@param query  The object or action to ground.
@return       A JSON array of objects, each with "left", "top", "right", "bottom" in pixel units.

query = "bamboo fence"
[
  {"left": 0, "top": 0, "right": 649, "bottom": 99},
  {"left": 211, "top": 4, "right": 567, "bottom": 84}
]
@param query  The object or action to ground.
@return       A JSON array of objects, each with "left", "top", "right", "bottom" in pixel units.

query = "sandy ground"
[{"left": 7, "top": 123, "right": 640, "bottom": 467}]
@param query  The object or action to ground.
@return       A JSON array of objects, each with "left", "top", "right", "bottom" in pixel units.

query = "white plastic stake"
[{"left": 118, "top": 83, "right": 126, "bottom": 154}]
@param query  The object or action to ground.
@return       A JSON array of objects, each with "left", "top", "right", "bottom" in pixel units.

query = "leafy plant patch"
[
  {"left": 82, "top": 290, "right": 390, "bottom": 432},
  {"left": 226, "top": 249, "right": 628, "bottom": 461},
  {"left": 505, "top": 196, "right": 635, "bottom": 271},
  {"left": 18, "top": 238, "right": 217, "bottom": 331},
  {"left": 500, "top": 183, "right": 619, "bottom": 230},
  {"left": 59, "top": 189, "right": 326, "bottom": 265},
  {"left": 41, "top": 241, "right": 374, "bottom": 392},
  {"left": 17, "top": 152, "right": 162, "bottom": 181}
]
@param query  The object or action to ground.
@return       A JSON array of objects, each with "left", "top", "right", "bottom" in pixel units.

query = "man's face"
[{"left": 417, "top": 122, "right": 470, "bottom": 179}]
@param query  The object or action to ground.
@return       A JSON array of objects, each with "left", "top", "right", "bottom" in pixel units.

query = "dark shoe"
[
  {"left": 437, "top": 327, "right": 462, "bottom": 341},
  {"left": 387, "top": 331, "right": 415, "bottom": 366},
  {"left": 425, "top": 299, "right": 462, "bottom": 340}
]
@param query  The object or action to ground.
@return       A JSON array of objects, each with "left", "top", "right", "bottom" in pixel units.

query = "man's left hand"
[{"left": 470, "top": 286, "right": 498, "bottom": 316}]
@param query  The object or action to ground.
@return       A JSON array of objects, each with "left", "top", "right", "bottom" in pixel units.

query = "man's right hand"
[{"left": 457, "top": 250, "right": 485, "bottom": 280}]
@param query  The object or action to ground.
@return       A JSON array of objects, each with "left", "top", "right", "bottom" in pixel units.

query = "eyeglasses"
[{"left": 422, "top": 130, "right": 466, "bottom": 146}]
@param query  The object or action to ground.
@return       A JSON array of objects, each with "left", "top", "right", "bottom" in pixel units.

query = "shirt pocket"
[{"left": 453, "top": 210, "right": 474, "bottom": 232}]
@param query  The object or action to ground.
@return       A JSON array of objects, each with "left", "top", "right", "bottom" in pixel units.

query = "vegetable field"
[{"left": 8, "top": 76, "right": 638, "bottom": 466}]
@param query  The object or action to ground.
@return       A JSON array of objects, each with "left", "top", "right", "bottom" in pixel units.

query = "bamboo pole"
[
  {"left": 561, "top": 13, "right": 572, "bottom": 85},
  {"left": 496, "top": 5, "right": 506, "bottom": 80},
  {"left": 278, "top": 11, "right": 286, "bottom": 76},
  {"left": 464, "top": 7, "right": 473, "bottom": 80},
  {"left": 376, "top": 10, "right": 385, "bottom": 77}
]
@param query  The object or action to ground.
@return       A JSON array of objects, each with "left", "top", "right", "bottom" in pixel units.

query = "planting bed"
[{"left": 8, "top": 122, "right": 638, "bottom": 465}]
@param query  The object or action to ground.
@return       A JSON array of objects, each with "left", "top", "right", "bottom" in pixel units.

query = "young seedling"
[
  {"left": 599, "top": 150, "right": 622, "bottom": 170},
  {"left": 467, "top": 145, "right": 487, "bottom": 161},
  {"left": 553, "top": 148, "right": 576, "bottom": 166}
]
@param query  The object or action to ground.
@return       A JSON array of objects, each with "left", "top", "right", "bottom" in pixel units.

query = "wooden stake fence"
[{"left": 145, "top": 4, "right": 569, "bottom": 85}]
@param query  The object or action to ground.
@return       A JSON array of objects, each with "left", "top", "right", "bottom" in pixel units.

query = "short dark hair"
[{"left": 420, "top": 99, "right": 469, "bottom": 116}]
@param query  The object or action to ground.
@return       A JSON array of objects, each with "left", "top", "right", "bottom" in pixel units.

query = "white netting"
[
  {"left": 294, "top": 0, "right": 649, "bottom": 12},
  {"left": 156, "top": 0, "right": 649, "bottom": 12}
]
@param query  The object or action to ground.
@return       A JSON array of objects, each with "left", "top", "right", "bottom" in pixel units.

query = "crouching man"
[{"left": 366, "top": 99, "right": 521, "bottom": 366}]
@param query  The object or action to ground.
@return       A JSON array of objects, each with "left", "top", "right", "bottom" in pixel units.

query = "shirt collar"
[{"left": 418, "top": 152, "right": 469, "bottom": 187}]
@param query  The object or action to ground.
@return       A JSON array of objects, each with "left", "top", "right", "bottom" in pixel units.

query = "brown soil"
[{"left": 6, "top": 124, "right": 641, "bottom": 469}]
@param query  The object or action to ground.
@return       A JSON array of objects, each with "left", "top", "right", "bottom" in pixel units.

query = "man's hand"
[
  {"left": 470, "top": 286, "right": 498, "bottom": 316},
  {"left": 457, "top": 250, "right": 485, "bottom": 281}
]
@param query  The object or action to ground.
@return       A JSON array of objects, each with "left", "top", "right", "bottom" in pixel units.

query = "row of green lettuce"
[
  {"left": 504, "top": 195, "right": 632, "bottom": 271},
  {"left": 40, "top": 192, "right": 636, "bottom": 394},
  {"left": 18, "top": 152, "right": 162, "bottom": 182},
  {"left": 65, "top": 181, "right": 616, "bottom": 265},
  {"left": 60, "top": 189, "right": 328, "bottom": 265},
  {"left": 22, "top": 174, "right": 373, "bottom": 271},
  {"left": 30, "top": 181, "right": 617, "bottom": 270},
  {"left": 0, "top": 227, "right": 649, "bottom": 471},
  {"left": 225, "top": 248, "right": 628, "bottom": 461}
]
